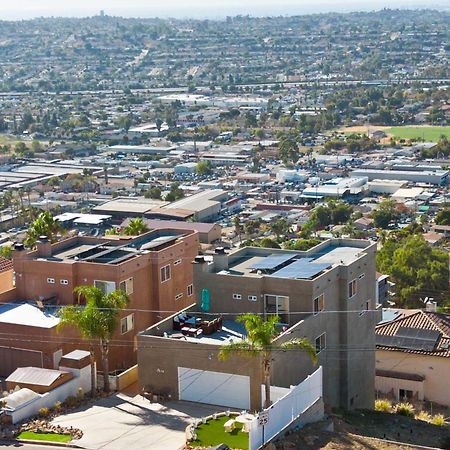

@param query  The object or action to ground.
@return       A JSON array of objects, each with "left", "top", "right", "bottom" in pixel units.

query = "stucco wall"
[
  {"left": 137, "top": 334, "right": 263, "bottom": 410},
  {"left": 193, "top": 243, "right": 379, "bottom": 410},
  {"left": 376, "top": 350, "right": 450, "bottom": 406}
]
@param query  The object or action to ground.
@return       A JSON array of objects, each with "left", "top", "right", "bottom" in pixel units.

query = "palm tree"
[
  {"left": 219, "top": 314, "right": 317, "bottom": 408},
  {"left": 58, "top": 285, "right": 129, "bottom": 395},
  {"left": 25, "top": 211, "right": 63, "bottom": 248},
  {"left": 123, "top": 218, "right": 149, "bottom": 236},
  {"left": 233, "top": 216, "right": 243, "bottom": 244}
]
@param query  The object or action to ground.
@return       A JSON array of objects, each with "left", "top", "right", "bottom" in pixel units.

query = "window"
[
  {"left": 187, "top": 284, "right": 193, "bottom": 296},
  {"left": 232, "top": 293, "right": 242, "bottom": 300},
  {"left": 94, "top": 280, "right": 116, "bottom": 294},
  {"left": 248, "top": 295, "right": 258, "bottom": 302},
  {"left": 315, "top": 333, "right": 326, "bottom": 353},
  {"left": 358, "top": 273, "right": 365, "bottom": 279},
  {"left": 399, "top": 389, "right": 413, "bottom": 401},
  {"left": 60, "top": 279, "right": 69, "bottom": 285},
  {"left": 175, "top": 293, "right": 183, "bottom": 301},
  {"left": 348, "top": 279, "right": 357, "bottom": 298},
  {"left": 265, "top": 294, "right": 290, "bottom": 324},
  {"left": 174, "top": 259, "right": 182, "bottom": 266},
  {"left": 313, "top": 294, "right": 325, "bottom": 315},
  {"left": 160, "top": 265, "right": 171, "bottom": 283},
  {"left": 121, "top": 314, "right": 134, "bottom": 334},
  {"left": 120, "top": 278, "right": 134, "bottom": 295},
  {"left": 47, "top": 278, "right": 55, "bottom": 284},
  {"left": 366, "top": 300, "right": 370, "bottom": 311}
]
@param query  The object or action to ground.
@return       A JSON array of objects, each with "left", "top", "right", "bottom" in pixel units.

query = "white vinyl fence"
[{"left": 249, "top": 366, "right": 323, "bottom": 450}]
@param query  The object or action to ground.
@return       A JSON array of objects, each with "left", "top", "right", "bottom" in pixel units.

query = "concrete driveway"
[{"left": 52, "top": 393, "right": 221, "bottom": 450}]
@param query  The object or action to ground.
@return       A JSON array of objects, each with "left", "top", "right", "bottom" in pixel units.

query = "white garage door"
[{"left": 178, "top": 367, "right": 250, "bottom": 410}]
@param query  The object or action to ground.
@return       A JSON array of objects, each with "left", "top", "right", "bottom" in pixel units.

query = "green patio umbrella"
[{"left": 201, "top": 288, "right": 211, "bottom": 312}]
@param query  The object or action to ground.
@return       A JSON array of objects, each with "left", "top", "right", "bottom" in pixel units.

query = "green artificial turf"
[
  {"left": 17, "top": 431, "right": 72, "bottom": 443},
  {"left": 386, "top": 126, "right": 450, "bottom": 141},
  {"left": 191, "top": 415, "right": 249, "bottom": 450}
]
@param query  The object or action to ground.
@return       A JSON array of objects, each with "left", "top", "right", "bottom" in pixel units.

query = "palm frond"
[
  {"left": 218, "top": 341, "right": 260, "bottom": 361},
  {"left": 279, "top": 338, "right": 318, "bottom": 364}
]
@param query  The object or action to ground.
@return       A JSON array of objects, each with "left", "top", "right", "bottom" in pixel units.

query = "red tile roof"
[
  {"left": 0, "top": 256, "right": 13, "bottom": 273},
  {"left": 376, "top": 310, "right": 450, "bottom": 358}
]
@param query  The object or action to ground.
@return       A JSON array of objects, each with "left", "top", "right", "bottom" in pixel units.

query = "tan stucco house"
[{"left": 375, "top": 310, "right": 450, "bottom": 406}]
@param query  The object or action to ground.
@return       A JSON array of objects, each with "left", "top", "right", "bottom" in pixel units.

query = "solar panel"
[
  {"left": 249, "top": 253, "right": 296, "bottom": 270},
  {"left": 376, "top": 327, "right": 441, "bottom": 352},
  {"left": 270, "top": 259, "right": 331, "bottom": 279},
  {"left": 397, "top": 327, "right": 441, "bottom": 342}
]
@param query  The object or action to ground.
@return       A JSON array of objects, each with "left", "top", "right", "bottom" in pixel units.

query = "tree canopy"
[
  {"left": 372, "top": 199, "right": 400, "bottom": 229},
  {"left": 377, "top": 233, "right": 449, "bottom": 307},
  {"left": 308, "top": 201, "right": 353, "bottom": 229},
  {"left": 435, "top": 208, "right": 450, "bottom": 226}
]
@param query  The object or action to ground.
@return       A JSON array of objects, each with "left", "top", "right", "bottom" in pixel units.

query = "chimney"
[
  {"left": 12, "top": 242, "right": 27, "bottom": 260},
  {"left": 36, "top": 236, "right": 52, "bottom": 258},
  {"left": 193, "top": 255, "right": 211, "bottom": 274},
  {"left": 213, "top": 247, "right": 229, "bottom": 272},
  {"left": 425, "top": 300, "right": 437, "bottom": 313}
]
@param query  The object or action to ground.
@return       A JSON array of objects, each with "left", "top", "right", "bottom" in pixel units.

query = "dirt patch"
[
  {"left": 274, "top": 410, "right": 450, "bottom": 450},
  {"left": 337, "top": 126, "right": 391, "bottom": 134}
]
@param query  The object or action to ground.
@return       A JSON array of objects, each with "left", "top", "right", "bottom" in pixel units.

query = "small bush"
[
  {"left": 375, "top": 399, "right": 392, "bottom": 412},
  {"left": 395, "top": 402, "right": 415, "bottom": 417},
  {"left": 53, "top": 401, "right": 62, "bottom": 412},
  {"left": 415, "top": 410, "right": 431, "bottom": 422},
  {"left": 431, "top": 414, "right": 446, "bottom": 426},
  {"left": 62, "top": 396, "right": 79, "bottom": 408},
  {"left": 38, "top": 407, "right": 50, "bottom": 418}
]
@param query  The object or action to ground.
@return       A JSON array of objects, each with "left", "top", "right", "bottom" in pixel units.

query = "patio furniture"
[
  {"left": 170, "top": 332, "right": 185, "bottom": 339},
  {"left": 184, "top": 316, "right": 197, "bottom": 326},
  {"left": 181, "top": 326, "right": 191, "bottom": 335},
  {"left": 235, "top": 413, "right": 255, "bottom": 433},
  {"left": 200, "top": 320, "right": 216, "bottom": 335},
  {"left": 224, "top": 419, "right": 235, "bottom": 432},
  {"left": 187, "top": 327, "right": 203, "bottom": 337}
]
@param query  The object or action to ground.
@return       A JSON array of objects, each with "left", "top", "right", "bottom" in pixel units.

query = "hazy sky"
[{"left": 0, "top": 0, "right": 446, "bottom": 20}]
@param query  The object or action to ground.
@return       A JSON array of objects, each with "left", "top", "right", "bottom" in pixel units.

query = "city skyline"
[{"left": 0, "top": 0, "right": 448, "bottom": 20}]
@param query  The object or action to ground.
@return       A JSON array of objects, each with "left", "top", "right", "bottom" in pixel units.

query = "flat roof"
[
  {"left": 314, "top": 246, "right": 365, "bottom": 266},
  {"left": 165, "top": 319, "right": 247, "bottom": 345},
  {"left": 55, "top": 213, "right": 111, "bottom": 224},
  {"left": 6, "top": 367, "right": 69, "bottom": 386},
  {"left": 124, "top": 218, "right": 218, "bottom": 233},
  {"left": 164, "top": 189, "right": 226, "bottom": 212},
  {"left": 225, "top": 241, "right": 370, "bottom": 278},
  {"left": 62, "top": 349, "right": 91, "bottom": 361},
  {"left": 93, "top": 197, "right": 167, "bottom": 214},
  {"left": 0, "top": 303, "right": 59, "bottom": 328}
]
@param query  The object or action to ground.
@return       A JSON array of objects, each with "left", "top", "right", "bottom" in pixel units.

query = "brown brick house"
[{"left": 1, "top": 228, "right": 199, "bottom": 376}]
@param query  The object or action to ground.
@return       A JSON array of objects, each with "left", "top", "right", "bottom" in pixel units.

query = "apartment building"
[
  {"left": 138, "top": 239, "right": 381, "bottom": 411},
  {"left": 3, "top": 228, "right": 199, "bottom": 374}
]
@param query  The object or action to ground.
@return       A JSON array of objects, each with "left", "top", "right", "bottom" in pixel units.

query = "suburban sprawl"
[{"left": 0, "top": 7, "right": 449, "bottom": 450}]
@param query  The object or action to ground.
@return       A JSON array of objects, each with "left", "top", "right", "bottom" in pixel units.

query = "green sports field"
[{"left": 386, "top": 126, "right": 450, "bottom": 141}]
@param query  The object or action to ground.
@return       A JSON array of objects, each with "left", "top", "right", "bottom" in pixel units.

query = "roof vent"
[
  {"left": 194, "top": 256, "right": 206, "bottom": 264},
  {"left": 14, "top": 242, "right": 25, "bottom": 251}
]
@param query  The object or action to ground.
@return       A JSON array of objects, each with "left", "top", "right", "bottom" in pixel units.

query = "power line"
[{"left": 0, "top": 300, "right": 399, "bottom": 315}]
